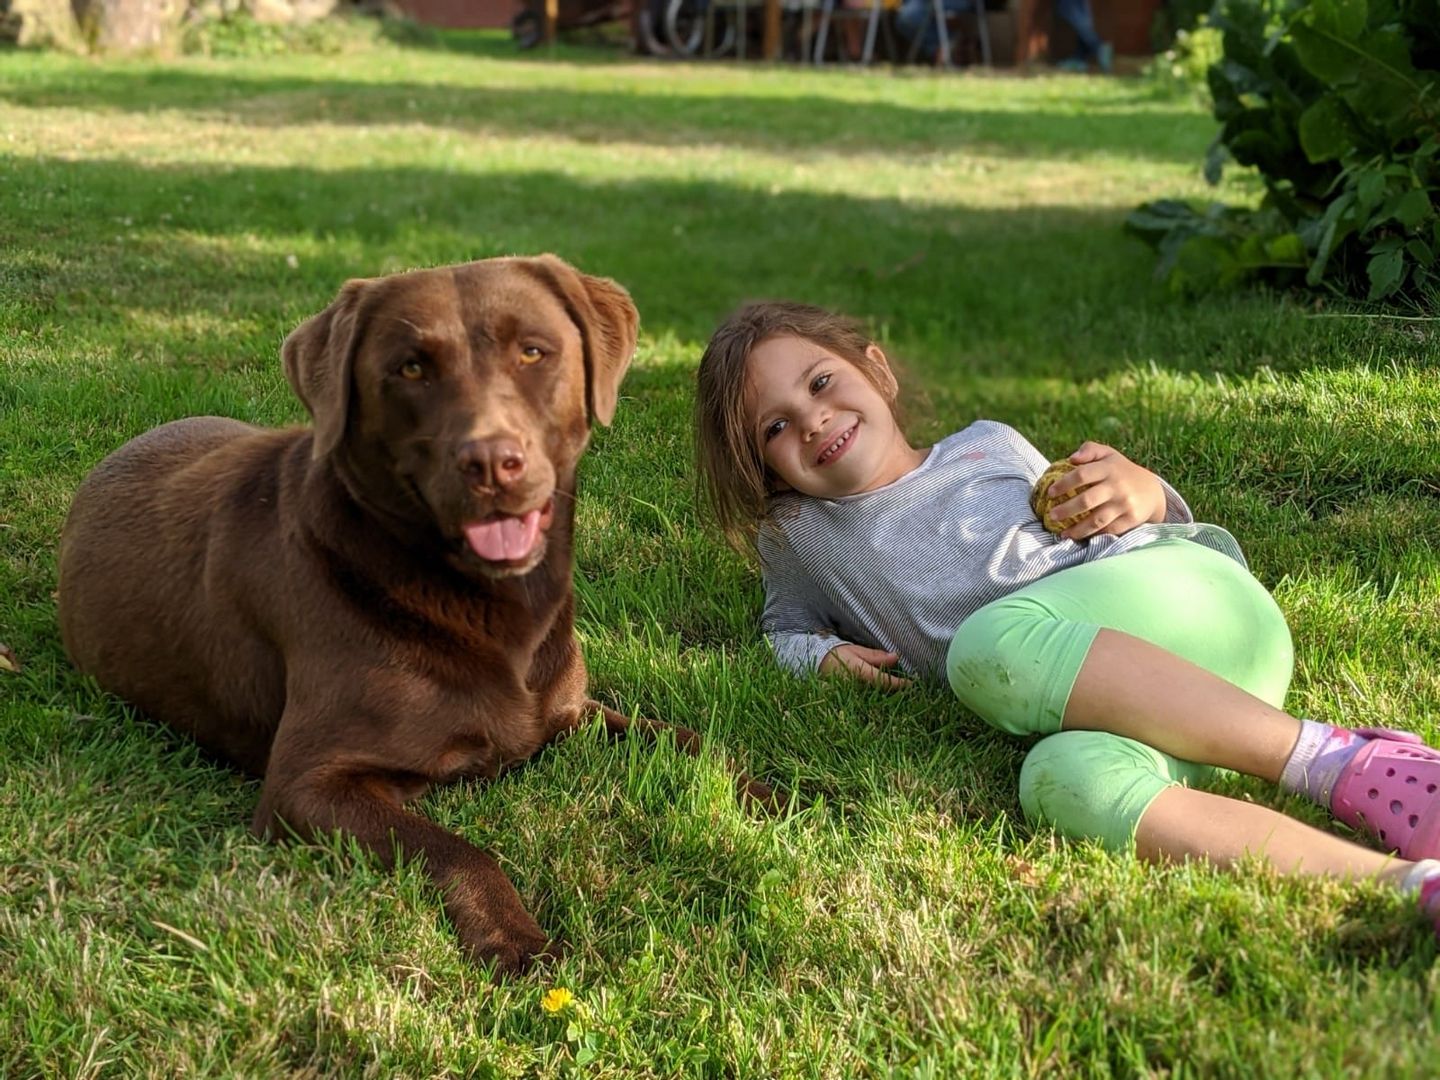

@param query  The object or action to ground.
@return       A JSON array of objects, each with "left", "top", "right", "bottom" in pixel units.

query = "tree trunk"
[
  {"left": 1, "top": 0, "right": 82, "bottom": 46},
  {"left": 72, "top": 0, "right": 183, "bottom": 51}
]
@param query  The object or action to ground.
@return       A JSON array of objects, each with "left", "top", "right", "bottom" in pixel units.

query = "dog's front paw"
[
  {"left": 444, "top": 874, "right": 558, "bottom": 977},
  {"left": 460, "top": 912, "right": 557, "bottom": 978}
]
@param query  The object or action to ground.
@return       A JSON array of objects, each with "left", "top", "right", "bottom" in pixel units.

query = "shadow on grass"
[
  {"left": 1, "top": 152, "right": 1382, "bottom": 377},
  {"left": 0, "top": 64, "right": 1216, "bottom": 164},
  {"left": 8, "top": 149, "right": 1435, "bottom": 526},
  {"left": 4, "top": 153, "right": 1435, "bottom": 626},
  {"left": 420, "top": 26, "right": 635, "bottom": 61}
]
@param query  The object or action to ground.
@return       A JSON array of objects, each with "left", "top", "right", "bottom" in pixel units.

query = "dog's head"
[{"left": 282, "top": 254, "right": 637, "bottom": 580}]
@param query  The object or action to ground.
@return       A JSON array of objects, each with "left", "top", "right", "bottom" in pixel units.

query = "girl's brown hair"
[{"left": 694, "top": 301, "right": 901, "bottom": 552}]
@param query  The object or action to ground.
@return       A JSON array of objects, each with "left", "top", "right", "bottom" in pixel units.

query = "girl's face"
[{"left": 744, "top": 335, "right": 921, "bottom": 500}]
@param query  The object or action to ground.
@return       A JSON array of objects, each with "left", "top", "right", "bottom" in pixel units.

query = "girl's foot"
[
  {"left": 1331, "top": 728, "right": 1440, "bottom": 858},
  {"left": 1282, "top": 722, "right": 1440, "bottom": 859}
]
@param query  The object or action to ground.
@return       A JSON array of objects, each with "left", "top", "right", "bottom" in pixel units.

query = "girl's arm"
[
  {"left": 1042, "top": 441, "right": 1188, "bottom": 540},
  {"left": 757, "top": 529, "right": 912, "bottom": 690},
  {"left": 757, "top": 525, "right": 854, "bottom": 676},
  {"left": 765, "top": 606, "right": 911, "bottom": 690}
]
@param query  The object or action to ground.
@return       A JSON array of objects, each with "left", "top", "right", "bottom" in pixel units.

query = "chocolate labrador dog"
[{"left": 58, "top": 254, "right": 772, "bottom": 974}]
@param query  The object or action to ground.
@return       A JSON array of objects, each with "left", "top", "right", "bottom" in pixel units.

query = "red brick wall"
[
  {"left": 392, "top": 0, "right": 522, "bottom": 29},
  {"left": 1093, "top": 0, "right": 1160, "bottom": 54}
]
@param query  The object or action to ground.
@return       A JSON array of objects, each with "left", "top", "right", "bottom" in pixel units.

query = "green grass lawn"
[{"left": 3, "top": 31, "right": 1439, "bottom": 1077}]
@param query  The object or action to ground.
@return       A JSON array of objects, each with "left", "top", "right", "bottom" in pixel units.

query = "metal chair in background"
[
  {"left": 785, "top": 0, "right": 824, "bottom": 62},
  {"left": 811, "top": 0, "right": 898, "bottom": 65}
]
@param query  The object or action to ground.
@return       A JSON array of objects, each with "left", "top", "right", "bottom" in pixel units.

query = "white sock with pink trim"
[{"left": 1279, "top": 720, "right": 1367, "bottom": 809}]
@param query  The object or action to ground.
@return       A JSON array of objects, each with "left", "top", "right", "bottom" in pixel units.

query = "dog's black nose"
[{"left": 458, "top": 437, "right": 527, "bottom": 491}]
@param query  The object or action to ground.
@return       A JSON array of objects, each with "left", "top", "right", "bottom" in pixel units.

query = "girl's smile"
[{"left": 815, "top": 422, "right": 857, "bottom": 466}]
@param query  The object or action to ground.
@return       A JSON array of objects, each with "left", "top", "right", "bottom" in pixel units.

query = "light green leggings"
[{"left": 946, "top": 539, "right": 1294, "bottom": 851}]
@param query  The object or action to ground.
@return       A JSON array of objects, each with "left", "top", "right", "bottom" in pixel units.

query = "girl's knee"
[
  {"left": 1252, "top": 592, "right": 1295, "bottom": 708},
  {"left": 1019, "top": 731, "right": 1198, "bottom": 852}
]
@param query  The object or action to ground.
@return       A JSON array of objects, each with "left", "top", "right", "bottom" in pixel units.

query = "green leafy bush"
[
  {"left": 1128, "top": 0, "right": 1440, "bottom": 304},
  {"left": 1143, "top": 19, "right": 1225, "bottom": 106},
  {"left": 180, "top": 9, "right": 437, "bottom": 57}
]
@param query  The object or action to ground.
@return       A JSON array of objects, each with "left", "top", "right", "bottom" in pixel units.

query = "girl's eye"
[
  {"left": 810, "top": 372, "right": 831, "bottom": 393},
  {"left": 519, "top": 345, "right": 545, "bottom": 365},
  {"left": 399, "top": 358, "right": 425, "bottom": 381},
  {"left": 763, "top": 419, "right": 787, "bottom": 442}
]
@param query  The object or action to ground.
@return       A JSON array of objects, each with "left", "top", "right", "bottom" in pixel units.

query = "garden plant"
[{"left": 1130, "top": 0, "right": 1440, "bottom": 304}]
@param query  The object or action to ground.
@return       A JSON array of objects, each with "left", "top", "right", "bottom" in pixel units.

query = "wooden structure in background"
[
  {"left": 390, "top": 0, "right": 522, "bottom": 28},
  {"left": 1013, "top": 0, "right": 1160, "bottom": 63},
  {"left": 761, "top": 0, "right": 1158, "bottom": 63},
  {"left": 394, "top": 0, "right": 1158, "bottom": 61}
]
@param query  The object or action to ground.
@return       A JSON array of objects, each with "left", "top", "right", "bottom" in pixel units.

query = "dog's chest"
[
  {"left": 429, "top": 702, "right": 550, "bottom": 781},
  {"left": 429, "top": 734, "right": 506, "bottom": 781},
  {"left": 366, "top": 667, "right": 554, "bottom": 783}
]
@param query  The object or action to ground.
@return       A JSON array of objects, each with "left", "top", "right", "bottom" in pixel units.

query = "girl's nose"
[{"left": 801, "top": 404, "right": 828, "bottom": 440}]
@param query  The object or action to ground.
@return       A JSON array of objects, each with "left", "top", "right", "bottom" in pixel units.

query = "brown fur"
[{"left": 57, "top": 255, "right": 773, "bottom": 974}]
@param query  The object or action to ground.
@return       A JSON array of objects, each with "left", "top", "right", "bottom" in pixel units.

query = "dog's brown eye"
[
  {"left": 519, "top": 345, "right": 544, "bottom": 365},
  {"left": 399, "top": 359, "right": 425, "bottom": 380}
]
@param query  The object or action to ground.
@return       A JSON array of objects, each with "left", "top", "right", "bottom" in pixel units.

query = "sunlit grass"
[{"left": 2, "top": 32, "right": 1438, "bottom": 1078}]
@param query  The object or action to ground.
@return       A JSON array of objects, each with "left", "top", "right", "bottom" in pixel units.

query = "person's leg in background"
[
  {"left": 1053, "top": 0, "right": 1111, "bottom": 72},
  {"left": 895, "top": 0, "right": 973, "bottom": 65},
  {"left": 894, "top": 0, "right": 935, "bottom": 61}
]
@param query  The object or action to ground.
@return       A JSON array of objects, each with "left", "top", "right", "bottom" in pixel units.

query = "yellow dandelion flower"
[{"left": 540, "top": 987, "right": 575, "bottom": 1014}]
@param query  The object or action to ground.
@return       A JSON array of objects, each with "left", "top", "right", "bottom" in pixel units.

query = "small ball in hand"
[{"left": 1030, "top": 459, "right": 1094, "bottom": 534}]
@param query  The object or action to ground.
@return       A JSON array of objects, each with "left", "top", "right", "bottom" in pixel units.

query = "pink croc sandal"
[{"left": 1330, "top": 727, "right": 1440, "bottom": 859}]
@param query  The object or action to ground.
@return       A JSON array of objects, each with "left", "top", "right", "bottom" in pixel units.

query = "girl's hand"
[
  {"left": 1045, "top": 442, "right": 1167, "bottom": 540},
  {"left": 819, "top": 644, "right": 912, "bottom": 691}
]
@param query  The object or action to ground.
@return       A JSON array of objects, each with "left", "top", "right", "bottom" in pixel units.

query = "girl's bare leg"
[
  {"left": 1071, "top": 631, "right": 1430, "bottom": 893},
  {"left": 1064, "top": 628, "right": 1301, "bottom": 781},
  {"left": 1136, "top": 786, "right": 1412, "bottom": 885}
]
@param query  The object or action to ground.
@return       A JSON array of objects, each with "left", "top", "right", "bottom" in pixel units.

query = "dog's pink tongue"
[{"left": 464, "top": 510, "right": 542, "bottom": 562}]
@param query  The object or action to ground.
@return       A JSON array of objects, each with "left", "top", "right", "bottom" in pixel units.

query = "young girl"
[{"left": 694, "top": 300, "right": 1440, "bottom": 931}]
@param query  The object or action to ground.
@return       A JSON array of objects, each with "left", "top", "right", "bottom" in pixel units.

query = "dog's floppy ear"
[
  {"left": 282, "top": 278, "right": 373, "bottom": 460},
  {"left": 523, "top": 254, "right": 638, "bottom": 427}
]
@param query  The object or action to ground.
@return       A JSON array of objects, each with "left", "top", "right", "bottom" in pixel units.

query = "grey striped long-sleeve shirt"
[{"left": 756, "top": 420, "right": 1248, "bottom": 681}]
